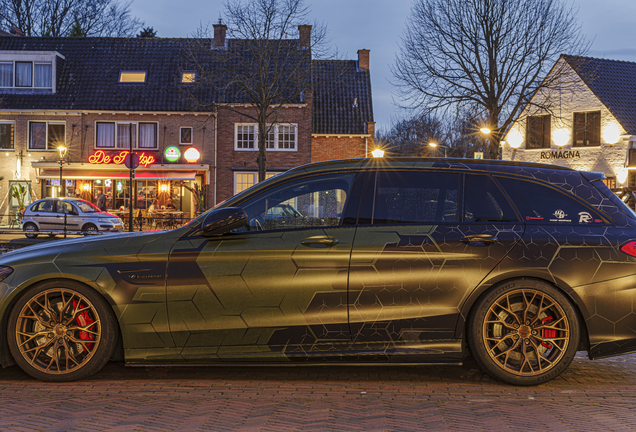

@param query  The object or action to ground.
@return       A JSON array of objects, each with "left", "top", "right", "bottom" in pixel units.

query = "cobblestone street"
[{"left": 0, "top": 352, "right": 635, "bottom": 431}]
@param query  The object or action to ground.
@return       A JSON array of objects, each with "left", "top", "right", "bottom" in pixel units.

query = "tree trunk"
[{"left": 257, "top": 115, "right": 267, "bottom": 182}]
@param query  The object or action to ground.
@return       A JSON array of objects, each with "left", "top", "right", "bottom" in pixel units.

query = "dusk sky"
[{"left": 130, "top": 0, "right": 636, "bottom": 132}]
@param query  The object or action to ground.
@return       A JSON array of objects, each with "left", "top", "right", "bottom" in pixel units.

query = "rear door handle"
[
  {"left": 301, "top": 236, "right": 339, "bottom": 248},
  {"left": 461, "top": 234, "right": 498, "bottom": 246}
]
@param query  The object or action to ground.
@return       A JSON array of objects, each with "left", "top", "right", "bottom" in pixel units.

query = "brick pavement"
[{"left": 0, "top": 352, "right": 636, "bottom": 431}]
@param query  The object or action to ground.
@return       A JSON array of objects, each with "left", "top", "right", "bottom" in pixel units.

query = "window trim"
[
  {"left": 234, "top": 123, "right": 298, "bottom": 152},
  {"left": 118, "top": 71, "right": 147, "bottom": 83},
  {"left": 0, "top": 121, "right": 15, "bottom": 150},
  {"left": 180, "top": 127, "right": 193, "bottom": 145},
  {"left": 0, "top": 51, "right": 61, "bottom": 92},
  {"left": 572, "top": 110, "right": 601, "bottom": 147},
  {"left": 233, "top": 171, "right": 281, "bottom": 195},
  {"left": 94, "top": 121, "right": 159, "bottom": 150},
  {"left": 28, "top": 120, "right": 66, "bottom": 151},
  {"left": 525, "top": 114, "right": 551, "bottom": 149}
]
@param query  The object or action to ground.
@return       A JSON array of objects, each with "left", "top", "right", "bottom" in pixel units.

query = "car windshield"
[{"left": 75, "top": 200, "right": 100, "bottom": 213}]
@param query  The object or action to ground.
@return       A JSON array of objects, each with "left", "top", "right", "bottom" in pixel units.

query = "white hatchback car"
[{"left": 21, "top": 198, "right": 124, "bottom": 238}]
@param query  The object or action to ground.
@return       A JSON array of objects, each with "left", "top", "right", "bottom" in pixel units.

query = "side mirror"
[{"left": 197, "top": 207, "right": 247, "bottom": 237}]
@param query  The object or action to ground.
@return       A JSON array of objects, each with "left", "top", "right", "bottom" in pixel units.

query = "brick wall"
[{"left": 310, "top": 136, "right": 368, "bottom": 162}]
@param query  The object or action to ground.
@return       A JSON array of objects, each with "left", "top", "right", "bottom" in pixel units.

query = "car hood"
[{"left": 0, "top": 229, "right": 176, "bottom": 266}]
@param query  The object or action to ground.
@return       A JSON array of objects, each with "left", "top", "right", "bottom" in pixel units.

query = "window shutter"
[{"left": 542, "top": 115, "right": 551, "bottom": 148}]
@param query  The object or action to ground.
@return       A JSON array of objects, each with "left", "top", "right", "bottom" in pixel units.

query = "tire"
[
  {"left": 7, "top": 280, "right": 118, "bottom": 382},
  {"left": 23, "top": 223, "right": 39, "bottom": 239},
  {"left": 82, "top": 224, "right": 98, "bottom": 235},
  {"left": 468, "top": 279, "right": 580, "bottom": 386}
]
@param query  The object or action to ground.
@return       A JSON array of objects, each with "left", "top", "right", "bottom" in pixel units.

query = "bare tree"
[
  {"left": 393, "top": 0, "right": 588, "bottom": 159},
  {"left": 0, "top": 0, "right": 142, "bottom": 37},
  {"left": 183, "top": 0, "right": 334, "bottom": 182}
]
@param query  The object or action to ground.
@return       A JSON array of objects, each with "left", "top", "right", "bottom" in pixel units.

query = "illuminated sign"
[
  {"left": 88, "top": 150, "right": 156, "bottom": 167},
  {"left": 164, "top": 146, "right": 181, "bottom": 162},
  {"left": 184, "top": 147, "right": 201, "bottom": 163}
]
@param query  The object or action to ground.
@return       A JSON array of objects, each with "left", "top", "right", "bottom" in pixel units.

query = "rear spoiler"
[{"left": 580, "top": 171, "right": 606, "bottom": 183}]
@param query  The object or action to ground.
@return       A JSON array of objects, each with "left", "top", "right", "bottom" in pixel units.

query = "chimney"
[
  {"left": 213, "top": 24, "right": 227, "bottom": 48},
  {"left": 358, "top": 49, "right": 370, "bottom": 70},
  {"left": 10, "top": 27, "right": 23, "bottom": 36},
  {"left": 298, "top": 25, "right": 312, "bottom": 48}
]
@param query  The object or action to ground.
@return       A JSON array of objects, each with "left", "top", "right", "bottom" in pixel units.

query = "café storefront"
[{"left": 31, "top": 148, "right": 210, "bottom": 221}]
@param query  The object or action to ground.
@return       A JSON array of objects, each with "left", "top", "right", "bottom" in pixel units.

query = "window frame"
[
  {"left": 0, "top": 121, "right": 15, "bottom": 150},
  {"left": 526, "top": 115, "right": 551, "bottom": 149},
  {"left": 180, "top": 127, "right": 193, "bottom": 145},
  {"left": 233, "top": 171, "right": 281, "bottom": 195},
  {"left": 28, "top": 121, "right": 65, "bottom": 151},
  {"left": 234, "top": 123, "right": 298, "bottom": 152},
  {"left": 181, "top": 71, "right": 196, "bottom": 83},
  {"left": 573, "top": 111, "right": 601, "bottom": 147},
  {"left": 94, "top": 121, "right": 159, "bottom": 150},
  {"left": 0, "top": 61, "right": 52, "bottom": 89}
]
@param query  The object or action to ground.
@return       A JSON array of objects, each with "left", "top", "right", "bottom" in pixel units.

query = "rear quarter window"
[{"left": 495, "top": 176, "right": 607, "bottom": 225}]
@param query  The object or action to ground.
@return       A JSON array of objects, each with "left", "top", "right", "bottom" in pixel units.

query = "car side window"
[
  {"left": 495, "top": 176, "right": 606, "bottom": 225},
  {"left": 359, "top": 171, "right": 459, "bottom": 224},
  {"left": 238, "top": 173, "right": 356, "bottom": 232},
  {"left": 57, "top": 201, "right": 76, "bottom": 215},
  {"left": 464, "top": 174, "right": 518, "bottom": 222},
  {"left": 33, "top": 200, "right": 55, "bottom": 213}
]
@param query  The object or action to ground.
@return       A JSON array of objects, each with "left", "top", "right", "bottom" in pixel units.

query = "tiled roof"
[
  {"left": 312, "top": 60, "right": 373, "bottom": 135},
  {"left": 0, "top": 36, "right": 374, "bottom": 136},
  {"left": 563, "top": 55, "right": 636, "bottom": 135}
]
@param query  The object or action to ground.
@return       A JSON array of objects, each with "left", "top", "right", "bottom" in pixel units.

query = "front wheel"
[
  {"left": 82, "top": 224, "right": 98, "bottom": 236},
  {"left": 468, "top": 279, "right": 580, "bottom": 386},
  {"left": 7, "top": 280, "right": 118, "bottom": 381}
]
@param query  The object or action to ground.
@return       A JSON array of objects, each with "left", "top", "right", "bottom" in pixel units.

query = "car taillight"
[{"left": 620, "top": 241, "right": 636, "bottom": 257}]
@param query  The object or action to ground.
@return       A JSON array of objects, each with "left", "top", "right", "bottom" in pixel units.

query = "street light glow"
[
  {"left": 428, "top": 142, "right": 438, "bottom": 147},
  {"left": 480, "top": 128, "right": 491, "bottom": 134},
  {"left": 371, "top": 148, "right": 385, "bottom": 158}
]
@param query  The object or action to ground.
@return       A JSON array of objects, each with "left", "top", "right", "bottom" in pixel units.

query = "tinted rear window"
[
  {"left": 464, "top": 174, "right": 518, "bottom": 222},
  {"left": 495, "top": 176, "right": 606, "bottom": 225}
]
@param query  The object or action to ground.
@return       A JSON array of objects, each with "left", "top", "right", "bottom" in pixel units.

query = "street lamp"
[
  {"left": 57, "top": 146, "right": 68, "bottom": 198},
  {"left": 371, "top": 148, "right": 385, "bottom": 158},
  {"left": 428, "top": 142, "right": 448, "bottom": 158}
]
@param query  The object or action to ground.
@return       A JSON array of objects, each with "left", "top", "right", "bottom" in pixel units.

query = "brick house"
[
  {"left": 0, "top": 26, "right": 374, "bottom": 219},
  {"left": 502, "top": 55, "right": 636, "bottom": 192}
]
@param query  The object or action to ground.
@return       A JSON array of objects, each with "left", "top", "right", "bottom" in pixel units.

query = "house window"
[
  {"left": 0, "top": 63, "right": 13, "bottom": 87},
  {"left": 29, "top": 121, "right": 65, "bottom": 150},
  {"left": 235, "top": 123, "right": 298, "bottom": 151},
  {"left": 181, "top": 72, "right": 196, "bottom": 83},
  {"left": 234, "top": 172, "right": 279, "bottom": 195},
  {"left": 180, "top": 127, "right": 193, "bottom": 145},
  {"left": 603, "top": 177, "right": 616, "bottom": 190},
  {"left": 526, "top": 115, "right": 551, "bottom": 149},
  {"left": 236, "top": 124, "right": 256, "bottom": 149},
  {"left": 95, "top": 122, "right": 158, "bottom": 149},
  {"left": 573, "top": 111, "right": 601, "bottom": 147},
  {"left": 119, "top": 71, "right": 147, "bottom": 83},
  {"left": 0, "top": 61, "right": 52, "bottom": 88},
  {"left": 0, "top": 122, "right": 14, "bottom": 149}
]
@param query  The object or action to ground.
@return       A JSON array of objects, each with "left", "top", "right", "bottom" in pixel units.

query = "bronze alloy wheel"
[
  {"left": 468, "top": 279, "right": 580, "bottom": 385},
  {"left": 8, "top": 280, "right": 118, "bottom": 381},
  {"left": 482, "top": 288, "right": 570, "bottom": 376},
  {"left": 14, "top": 288, "right": 102, "bottom": 375}
]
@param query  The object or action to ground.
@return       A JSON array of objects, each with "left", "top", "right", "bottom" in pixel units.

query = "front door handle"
[
  {"left": 461, "top": 234, "right": 498, "bottom": 246},
  {"left": 301, "top": 236, "right": 339, "bottom": 248}
]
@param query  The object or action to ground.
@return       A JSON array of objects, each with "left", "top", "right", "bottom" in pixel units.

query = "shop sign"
[
  {"left": 164, "top": 146, "right": 181, "bottom": 162},
  {"left": 540, "top": 150, "right": 581, "bottom": 160},
  {"left": 88, "top": 150, "right": 156, "bottom": 167},
  {"left": 184, "top": 147, "right": 201, "bottom": 163}
]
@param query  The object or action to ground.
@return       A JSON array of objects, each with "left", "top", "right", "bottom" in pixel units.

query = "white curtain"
[
  {"left": 34, "top": 63, "right": 52, "bottom": 88},
  {"left": 30, "top": 123, "right": 46, "bottom": 149},
  {"left": 96, "top": 123, "right": 115, "bottom": 148},
  {"left": 0, "top": 63, "right": 12, "bottom": 87},
  {"left": 15, "top": 62, "right": 32, "bottom": 87},
  {"left": 117, "top": 123, "right": 136, "bottom": 149},
  {"left": 139, "top": 123, "right": 157, "bottom": 148}
]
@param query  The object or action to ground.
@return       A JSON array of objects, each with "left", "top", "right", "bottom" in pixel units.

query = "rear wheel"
[
  {"left": 468, "top": 279, "right": 579, "bottom": 386},
  {"left": 7, "top": 280, "right": 118, "bottom": 381},
  {"left": 23, "top": 223, "right": 38, "bottom": 239}
]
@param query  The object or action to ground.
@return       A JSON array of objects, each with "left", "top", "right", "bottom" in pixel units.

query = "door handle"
[
  {"left": 301, "top": 236, "right": 339, "bottom": 248},
  {"left": 461, "top": 234, "right": 498, "bottom": 246}
]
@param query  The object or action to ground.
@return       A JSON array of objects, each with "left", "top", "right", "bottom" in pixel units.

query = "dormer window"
[
  {"left": 181, "top": 72, "right": 196, "bottom": 83},
  {"left": 119, "top": 71, "right": 147, "bottom": 83},
  {"left": 0, "top": 61, "right": 52, "bottom": 88}
]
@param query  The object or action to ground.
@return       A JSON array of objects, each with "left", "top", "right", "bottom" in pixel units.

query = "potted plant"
[
  {"left": 10, "top": 184, "right": 27, "bottom": 215},
  {"left": 180, "top": 182, "right": 206, "bottom": 215}
]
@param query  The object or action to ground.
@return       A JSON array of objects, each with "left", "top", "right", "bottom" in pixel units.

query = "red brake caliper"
[
  {"left": 541, "top": 316, "right": 556, "bottom": 349},
  {"left": 73, "top": 300, "right": 95, "bottom": 353}
]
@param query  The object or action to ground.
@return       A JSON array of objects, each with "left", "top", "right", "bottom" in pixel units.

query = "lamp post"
[
  {"left": 428, "top": 142, "right": 448, "bottom": 158},
  {"left": 57, "top": 146, "right": 67, "bottom": 198}
]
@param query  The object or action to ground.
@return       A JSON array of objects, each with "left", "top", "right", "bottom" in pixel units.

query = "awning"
[{"left": 37, "top": 169, "right": 197, "bottom": 181}]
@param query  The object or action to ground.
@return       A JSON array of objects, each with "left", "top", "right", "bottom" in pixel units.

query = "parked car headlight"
[{"left": 0, "top": 266, "right": 14, "bottom": 282}]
